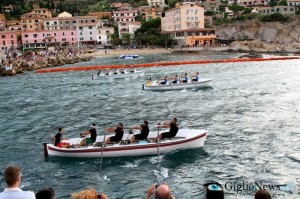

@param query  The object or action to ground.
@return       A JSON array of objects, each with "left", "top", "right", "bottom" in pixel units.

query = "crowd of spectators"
[{"left": 0, "top": 165, "right": 273, "bottom": 199}]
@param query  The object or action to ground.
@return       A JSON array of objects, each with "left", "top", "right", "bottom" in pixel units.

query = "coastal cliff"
[{"left": 216, "top": 18, "right": 300, "bottom": 52}]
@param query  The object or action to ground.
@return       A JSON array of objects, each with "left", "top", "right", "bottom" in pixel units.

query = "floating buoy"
[{"left": 36, "top": 56, "right": 299, "bottom": 74}]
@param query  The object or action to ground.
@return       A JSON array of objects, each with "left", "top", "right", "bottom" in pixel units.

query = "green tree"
[
  {"left": 109, "top": 32, "right": 120, "bottom": 49},
  {"left": 229, "top": 4, "right": 245, "bottom": 17},
  {"left": 269, "top": 0, "right": 278, "bottom": 6},
  {"left": 278, "top": 0, "right": 288, "bottom": 6},
  {"left": 122, "top": 33, "right": 132, "bottom": 48},
  {"left": 134, "top": 32, "right": 144, "bottom": 48}
]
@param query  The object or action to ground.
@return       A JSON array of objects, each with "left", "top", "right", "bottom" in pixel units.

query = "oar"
[
  {"left": 99, "top": 130, "right": 107, "bottom": 178},
  {"left": 156, "top": 126, "right": 160, "bottom": 167}
]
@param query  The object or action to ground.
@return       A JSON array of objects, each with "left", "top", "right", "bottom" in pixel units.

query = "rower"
[
  {"left": 156, "top": 118, "right": 179, "bottom": 140},
  {"left": 128, "top": 120, "right": 149, "bottom": 144},
  {"left": 172, "top": 75, "right": 179, "bottom": 84},
  {"left": 146, "top": 78, "right": 152, "bottom": 86},
  {"left": 104, "top": 122, "right": 124, "bottom": 144},
  {"left": 181, "top": 73, "right": 188, "bottom": 83},
  {"left": 159, "top": 76, "right": 168, "bottom": 85},
  {"left": 192, "top": 72, "right": 200, "bottom": 82},
  {"left": 97, "top": 70, "right": 101, "bottom": 76}
]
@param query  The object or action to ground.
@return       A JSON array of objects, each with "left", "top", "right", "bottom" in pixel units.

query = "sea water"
[{"left": 0, "top": 53, "right": 299, "bottom": 199}]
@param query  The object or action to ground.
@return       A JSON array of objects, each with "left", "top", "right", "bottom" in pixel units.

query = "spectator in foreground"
[
  {"left": 36, "top": 187, "right": 55, "bottom": 199},
  {"left": 203, "top": 181, "right": 224, "bottom": 199},
  {"left": 71, "top": 189, "right": 108, "bottom": 199},
  {"left": 0, "top": 165, "right": 36, "bottom": 199},
  {"left": 255, "top": 190, "right": 271, "bottom": 199},
  {"left": 146, "top": 183, "right": 175, "bottom": 199}
]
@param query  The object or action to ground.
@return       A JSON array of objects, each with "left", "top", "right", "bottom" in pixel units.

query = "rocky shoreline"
[{"left": 1, "top": 55, "right": 94, "bottom": 76}]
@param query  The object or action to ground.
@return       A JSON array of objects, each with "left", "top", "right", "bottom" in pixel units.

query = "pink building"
[
  {"left": 0, "top": 31, "right": 18, "bottom": 51},
  {"left": 162, "top": 2, "right": 216, "bottom": 47},
  {"left": 21, "top": 29, "right": 77, "bottom": 49}
]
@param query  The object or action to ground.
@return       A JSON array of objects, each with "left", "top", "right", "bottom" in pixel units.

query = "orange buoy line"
[{"left": 36, "top": 56, "right": 299, "bottom": 74}]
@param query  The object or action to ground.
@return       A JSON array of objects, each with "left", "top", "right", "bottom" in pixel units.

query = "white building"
[
  {"left": 118, "top": 21, "right": 141, "bottom": 38},
  {"left": 112, "top": 10, "right": 138, "bottom": 23},
  {"left": 96, "top": 21, "right": 114, "bottom": 45}
]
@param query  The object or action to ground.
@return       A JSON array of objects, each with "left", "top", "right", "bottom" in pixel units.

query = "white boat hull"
[
  {"left": 119, "top": 54, "right": 139, "bottom": 59},
  {"left": 143, "top": 78, "right": 213, "bottom": 91},
  {"left": 92, "top": 70, "right": 145, "bottom": 80},
  {"left": 44, "top": 129, "right": 207, "bottom": 158}
]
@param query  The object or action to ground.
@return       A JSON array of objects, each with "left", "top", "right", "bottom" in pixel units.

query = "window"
[
  {"left": 54, "top": 33, "right": 56, "bottom": 36},
  {"left": 99, "top": 36, "right": 101, "bottom": 39},
  {"left": 25, "top": 34, "right": 28, "bottom": 38},
  {"left": 62, "top": 38, "right": 66, "bottom": 41},
  {"left": 2, "top": 41, "right": 5, "bottom": 45},
  {"left": 89, "top": 26, "right": 92, "bottom": 29},
  {"left": 34, "top": 40, "right": 37, "bottom": 43},
  {"left": 11, "top": 40, "right": 14, "bottom": 45},
  {"left": 71, "top": 32, "right": 74, "bottom": 35},
  {"left": 90, "top": 32, "right": 92, "bottom": 35},
  {"left": 63, "top": 32, "right": 65, "bottom": 36},
  {"left": 90, "top": 37, "right": 92, "bottom": 40},
  {"left": 1, "top": 35, "right": 5, "bottom": 38}
]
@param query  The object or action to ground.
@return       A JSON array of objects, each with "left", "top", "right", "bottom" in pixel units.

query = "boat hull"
[
  {"left": 143, "top": 78, "right": 213, "bottom": 91},
  {"left": 45, "top": 129, "right": 207, "bottom": 158},
  {"left": 92, "top": 70, "right": 145, "bottom": 80}
]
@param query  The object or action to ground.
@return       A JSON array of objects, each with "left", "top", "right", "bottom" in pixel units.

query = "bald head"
[
  {"left": 155, "top": 184, "right": 171, "bottom": 199},
  {"left": 255, "top": 190, "right": 271, "bottom": 199}
]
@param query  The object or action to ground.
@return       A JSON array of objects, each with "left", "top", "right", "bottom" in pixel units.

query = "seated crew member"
[
  {"left": 192, "top": 72, "right": 200, "bottom": 82},
  {"left": 97, "top": 70, "right": 101, "bottom": 76},
  {"left": 181, "top": 73, "right": 188, "bottom": 83},
  {"left": 104, "top": 122, "right": 124, "bottom": 144},
  {"left": 157, "top": 118, "right": 179, "bottom": 140},
  {"left": 52, "top": 127, "right": 71, "bottom": 148},
  {"left": 128, "top": 120, "right": 149, "bottom": 144},
  {"left": 159, "top": 76, "right": 168, "bottom": 85},
  {"left": 77, "top": 124, "right": 97, "bottom": 148},
  {"left": 172, "top": 75, "right": 179, "bottom": 84}
]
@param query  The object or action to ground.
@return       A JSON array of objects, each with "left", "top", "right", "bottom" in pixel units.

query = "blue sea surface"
[{"left": 0, "top": 53, "right": 299, "bottom": 199}]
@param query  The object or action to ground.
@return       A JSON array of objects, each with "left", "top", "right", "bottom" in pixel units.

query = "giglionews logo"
[{"left": 203, "top": 181, "right": 299, "bottom": 195}]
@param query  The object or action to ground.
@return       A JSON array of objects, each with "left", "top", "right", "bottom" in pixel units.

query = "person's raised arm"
[
  {"left": 130, "top": 125, "right": 142, "bottom": 131},
  {"left": 145, "top": 184, "right": 155, "bottom": 199},
  {"left": 105, "top": 127, "right": 116, "bottom": 133}
]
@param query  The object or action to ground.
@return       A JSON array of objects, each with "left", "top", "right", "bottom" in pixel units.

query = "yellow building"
[
  {"left": 21, "top": 13, "right": 47, "bottom": 31},
  {"left": 143, "top": 7, "right": 163, "bottom": 21}
]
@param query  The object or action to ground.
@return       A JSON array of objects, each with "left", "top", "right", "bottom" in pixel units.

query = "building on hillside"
[
  {"left": 288, "top": 0, "right": 300, "bottom": 10},
  {"left": 7, "top": 20, "right": 22, "bottom": 31},
  {"left": 58, "top": 11, "right": 72, "bottom": 18},
  {"left": 0, "top": 31, "right": 18, "bottom": 51},
  {"left": 3, "top": 5, "right": 13, "bottom": 13},
  {"left": 147, "top": 0, "right": 165, "bottom": 7},
  {"left": 21, "top": 13, "right": 48, "bottom": 31},
  {"left": 204, "top": 15, "right": 213, "bottom": 26},
  {"left": 31, "top": 8, "right": 52, "bottom": 18},
  {"left": 0, "top": 14, "right": 5, "bottom": 31},
  {"left": 254, "top": 6, "right": 295, "bottom": 14},
  {"left": 21, "top": 29, "right": 77, "bottom": 49},
  {"left": 140, "top": 7, "right": 163, "bottom": 21},
  {"left": 77, "top": 16, "right": 98, "bottom": 47},
  {"left": 111, "top": 2, "right": 134, "bottom": 11},
  {"left": 118, "top": 21, "right": 141, "bottom": 38},
  {"left": 44, "top": 16, "right": 97, "bottom": 31},
  {"left": 161, "top": 2, "right": 216, "bottom": 47},
  {"left": 238, "top": 0, "right": 268, "bottom": 6},
  {"left": 97, "top": 23, "right": 114, "bottom": 45},
  {"left": 202, "top": 0, "right": 221, "bottom": 12},
  {"left": 112, "top": 10, "right": 138, "bottom": 23},
  {"left": 88, "top": 12, "right": 113, "bottom": 20}
]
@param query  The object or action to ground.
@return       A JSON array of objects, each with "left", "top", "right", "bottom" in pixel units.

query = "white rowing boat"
[
  {"left": 44, "top": 129, "right": 207, "bottom": 158},
  {"left": 142, "top": 78, "right": 213, "bottom": 91},
  {"left": 119, "top": 54, "right": 139, "bottom": 59},
  {"left": 92, "top": 70, "right": 145, "bottom": 79}
]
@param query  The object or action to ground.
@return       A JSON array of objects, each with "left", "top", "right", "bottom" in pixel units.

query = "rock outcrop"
[{"left": 216, "top": 19, "right": 300, "bottom": 52}]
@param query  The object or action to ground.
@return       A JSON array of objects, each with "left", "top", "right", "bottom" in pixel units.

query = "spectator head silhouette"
[{"left": 255, "top": 190, "right": 271, "bottom": 199}]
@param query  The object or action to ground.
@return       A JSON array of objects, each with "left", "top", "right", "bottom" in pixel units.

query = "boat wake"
[
  {"left": 121, "top": 159, "right": 145, "bottom": 168},
  {"left": 154, "top": 167, "right": 169, "bottom": 182}
]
